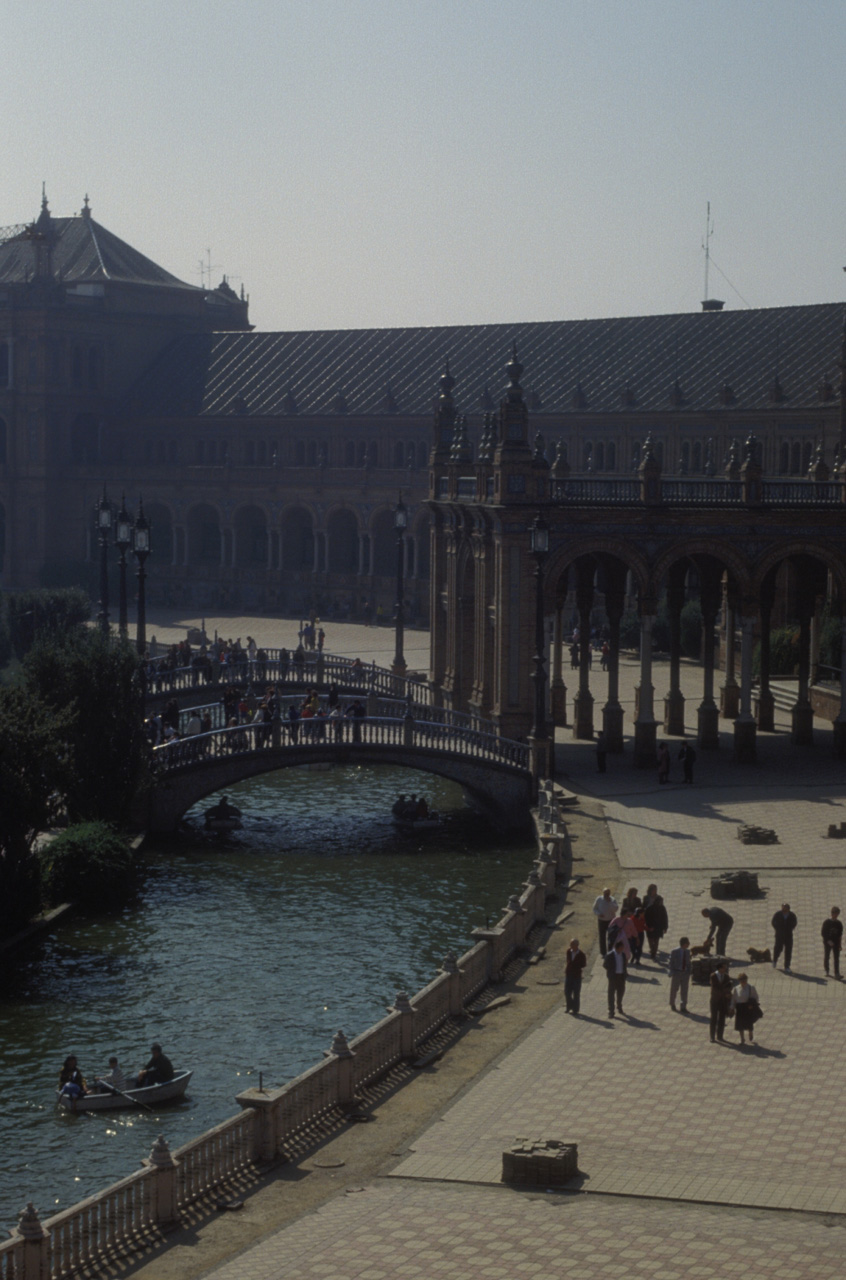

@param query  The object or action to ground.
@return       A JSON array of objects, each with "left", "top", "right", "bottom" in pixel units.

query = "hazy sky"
[{"left": 3, "top": 0, "right": 845, "bottom": 331}]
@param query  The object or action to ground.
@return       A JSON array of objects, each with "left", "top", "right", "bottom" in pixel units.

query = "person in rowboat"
[
  {"left": 137, "top": 1043, "right": 174, "bottom": 1086},
  {"left": 95, "top": 1056, "right": 128, "bottom": 1093},
  {"left": 59, "top": 1055, "right": 88, "bottom": 1098}
]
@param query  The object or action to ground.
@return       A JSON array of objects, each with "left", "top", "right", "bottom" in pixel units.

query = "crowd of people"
[{"left": 583, "top": 886, "right": 843, "bottom": 1048}]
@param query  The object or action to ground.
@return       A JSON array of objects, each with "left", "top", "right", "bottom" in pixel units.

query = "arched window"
[
  {"left": 394, "top": 440, "right": 404, "bottom": 468},
  {"left": 368, "top": 440, "right": 378, "bottom": 468},
  {"left": 680, "top": 441, "right": 690, "bottom": 472},
  {"left": 257, "top": 440, "right": 267, "bottom": 464},
  {"left": 345, "top": 440, "right": 355, "bottom": 467},
  {"left": 296, "top": 440, "right": 305, "bottom": 465},
  {"left": 779, "top": 442, "right": 789, "bottom": 474},
  {"left": 631, "top": 441, "right": 640, "bottom": 470},
  {"left": 583, "top": 441, "right": 593, "bottom": 469},
  {"left": 406, "top": 442, "right": 416, "bottom": 468},
  {"left": 595, "top": 442, "right": 605, "bottom": 471},
  {"left": 791, "top": 442, "right": 801, "bottom": 474},
  {"left": 307, "top": 440, "right": 317, "bottom": 466},
  {"left": 357, "top": 441, "right": 367, "bottom": 467},
  {"left": 606, "top": 442, "right": 616, "bottom": 471},
  {"left": 327, "top": 509, "right": 359, "bottom": 572},
  {"left": 195, "top": 440, "right": 205, "bottom": 464},
  {"left": 693, "top": 442, "right": 702, "bottom": 473}
]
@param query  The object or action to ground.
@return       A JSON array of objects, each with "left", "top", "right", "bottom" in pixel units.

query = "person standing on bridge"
[
  {"left": 346, "top": 699, "right": 365, "bottom": 743},
  {"left": 287, "top": 702, "right": 301, "bottom": 743}
]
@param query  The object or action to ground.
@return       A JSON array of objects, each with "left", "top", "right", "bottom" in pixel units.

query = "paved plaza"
[{"left": 145, "top": 611, "right": 846, "bottom": 1278}]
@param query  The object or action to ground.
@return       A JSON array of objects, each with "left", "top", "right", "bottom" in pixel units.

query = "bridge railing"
[
  {"left": 174, "top": 695, "right": 493, "bottom": 739},
  {"left": 144, "top": 650, "right": 432, "bottom": 704},
  {"left": 153, "top": 715, "right": 530, "bottom": 777}
]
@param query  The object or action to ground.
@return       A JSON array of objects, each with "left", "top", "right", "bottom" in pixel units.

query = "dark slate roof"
[
  {"left": 0, "top": 210, "right": 196, "bottom": 289},
  {"left": 129, "top": 304, "right": 846, "bottom": 418}
]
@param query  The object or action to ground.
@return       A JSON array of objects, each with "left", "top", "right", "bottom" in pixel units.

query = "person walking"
[
  {"left": 604, "top": 940, "right": 628, "bottom": 1018},
  {"left": 678, "top": 738, "right": 696, "bottom": 783},
  {"left": 701, "top": 905, "right": 734, "bottom": 958},
  {"left": 709, "top": 962, "right": 733, "bottom": 1042},
  {"left": 668, "top": 937, "right": 692, "bottom": 1013},
  {"left": 592, "top": 887, "right": 619, "bottom": 957},
  {"left": 564, "top": 938, "right": 587, "bottom": 1015},
  {"left": 730, "top": 973, "right": 762, "bottom": 1046},
  {"left": 596, "top": 730, "right": 608, "bottom": 774},
  {"left": 822, "top": 906, "right": 843, "bottom": 978},
  {"left": 642, "top": 884, "right": 669, "bottom": 961},
  {"left": 771, "top": 903, "right": 798, "bottom": 972}
]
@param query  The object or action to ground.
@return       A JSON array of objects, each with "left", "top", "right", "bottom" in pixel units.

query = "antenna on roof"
[
  {"left": 195, "top": 247, "right": 222, "bottom": 290},
  {"left": 700, "top": 203, "right": 725, "bottom": 312},
  {"left": 702, "top": 202, "right": 713, "bottom": 302}
]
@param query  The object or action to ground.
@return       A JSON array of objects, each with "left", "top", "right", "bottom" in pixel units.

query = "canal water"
[{"left": 0, "top": 766, "right": 535, "bottom": 1231}]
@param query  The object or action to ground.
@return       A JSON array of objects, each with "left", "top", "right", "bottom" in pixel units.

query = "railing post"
[
  {"left": 389, "top": 992, "right": 417, "bottom": 1058},
  {"left": 324, "top": 1029, "right": 356, "bottom": 1106},
  {"left": 439, "top": 951, "right": 465, "bottom": 1017},
  {"left": 316, "top": 652, "right": 325, "bottom": 685},
  {"left": 16, "top": 1202, "right": 48, "bottom": 1280},
  {"left": 145, "top": 1135, "right": 179, "bottom": 1225}
]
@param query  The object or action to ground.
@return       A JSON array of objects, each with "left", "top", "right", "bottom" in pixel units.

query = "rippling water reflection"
[{"left": 0, "top": 765, "right": 533, "bottom": 1229}]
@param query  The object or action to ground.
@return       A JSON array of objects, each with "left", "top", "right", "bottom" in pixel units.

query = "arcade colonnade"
[
  {"left": 429, "top": 513, "right": 846, "bottom": 764},
  {"left": 81, "top": 495, "right": 431, "bottom": 614}
]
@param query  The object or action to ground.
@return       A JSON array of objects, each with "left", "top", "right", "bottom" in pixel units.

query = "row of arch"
[{"left": 94, "top": 501, "right": 432, "bottom": 578}]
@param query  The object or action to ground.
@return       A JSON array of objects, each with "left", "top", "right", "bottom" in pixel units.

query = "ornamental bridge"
[{"left": 143, "top": 661, "right": 534, "bottom": 831}]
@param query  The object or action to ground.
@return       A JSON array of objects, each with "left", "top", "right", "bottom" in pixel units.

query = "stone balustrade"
[{"left": 0, "top": 780, "right": 568, "bottom": 1280}]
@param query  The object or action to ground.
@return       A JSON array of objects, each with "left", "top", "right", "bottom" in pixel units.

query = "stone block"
[{"left": 502, "top": 1138, "right": 579, "bottom": 1186}]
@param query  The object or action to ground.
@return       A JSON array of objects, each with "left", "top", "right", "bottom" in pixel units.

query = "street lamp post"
[
  {"left": 132, "top": 498, "right": 151, "bottom": 656},
  {"left": 529, "top": 512, "right": 550, "bottom": 779},
  {"left": 392, "top": 492, "right": 408, "bottom": 676},
  {"left": 115, "top": 493, "right": 132, "bottom": 638},
  {"left": 96, "top": 486, "right": 113, "bottom": 635}
]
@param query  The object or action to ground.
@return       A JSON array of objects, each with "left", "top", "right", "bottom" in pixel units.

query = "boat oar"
[{"left": 97, "top": 1080, "right": 156, "bottom": 1113}]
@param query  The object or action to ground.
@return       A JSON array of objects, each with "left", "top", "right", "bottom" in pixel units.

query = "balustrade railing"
[
  {"left": 145, "top": 650, "right": 431, "bottom": 704},
  {"left": 762, "top": 480, "right": 842, "bottom": 505},
  {"left": 153, "top": 714, "right": 530, "bottom": 776},
  {"left": 661, "top": 479, "right": 743, "bottom": 505},
  {"left": 546, "top": 475, "right": 844, "bottom": 507},
  {"left": 1, "top": 786, "right": 568, "bottom": 1280}
]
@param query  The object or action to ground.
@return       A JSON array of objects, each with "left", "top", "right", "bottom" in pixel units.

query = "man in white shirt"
[{"left": 593, "top": 888, "right": 619, "bottom": 956}]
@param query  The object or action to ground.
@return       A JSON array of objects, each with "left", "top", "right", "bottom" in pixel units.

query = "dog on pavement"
[
  {"left": 689, "top": 938, "right": 713, "bottom": 957},
  {"left": 747, "top": 946, "right": 772, "bottom": 964}
]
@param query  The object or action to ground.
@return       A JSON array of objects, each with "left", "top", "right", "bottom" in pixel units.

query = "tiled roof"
[
  {"left": 129, "top": 304, "right": 846, "bottom": 418},
  {"left": 0, "top": 212, "right": 195, "bottom": 289}
]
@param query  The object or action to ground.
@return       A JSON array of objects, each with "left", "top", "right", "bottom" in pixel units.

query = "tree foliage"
[
  {"left": 39, "top": 822, "right": 135, "bottom": 911},
  {"left": 0, "top": 685, "right": 70, "bottom": 937},
  {"left": 23, "top": 629, "right": 149, "bottom": 825},
  {"left": 6, "top": 588, "right": 91, "bottom": 662}
]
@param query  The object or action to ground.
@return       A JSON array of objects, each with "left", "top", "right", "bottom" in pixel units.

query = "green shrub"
[
  {"left": 7, "top": 588, "right": 91, "bottom": 661},
  {"left": 39, "top": 822, "right": 134, "bottom": 911},
  {"left": 619, "top": 610, "right": 640, "bottom": 649}
]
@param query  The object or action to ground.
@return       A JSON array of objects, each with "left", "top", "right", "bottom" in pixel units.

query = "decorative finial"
[{"left": 82, "top": 194, "right": 91, "bottom": 220}]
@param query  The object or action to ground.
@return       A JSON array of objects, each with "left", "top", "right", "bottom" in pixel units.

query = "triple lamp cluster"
[{"left": 94, "top": 487, "right": 151, "bottom": 653}]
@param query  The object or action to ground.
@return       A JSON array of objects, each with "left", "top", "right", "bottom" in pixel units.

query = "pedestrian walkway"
[{"left": 159, "top": 618, "right": 846, "bottom": 1277}]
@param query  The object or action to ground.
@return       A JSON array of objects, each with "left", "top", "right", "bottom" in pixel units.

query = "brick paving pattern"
[{"left": 152, "top": 617, "right": 846, "bottom": 1277}]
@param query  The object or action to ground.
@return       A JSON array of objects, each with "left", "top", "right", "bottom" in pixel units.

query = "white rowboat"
[{"left": 57, "top": 1070, "right": 193, "bottom": 1111}]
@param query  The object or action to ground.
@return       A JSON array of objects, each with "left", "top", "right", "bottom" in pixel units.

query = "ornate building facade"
[{"left": 1, "top": 196, "right": 845, "bottom": 649}]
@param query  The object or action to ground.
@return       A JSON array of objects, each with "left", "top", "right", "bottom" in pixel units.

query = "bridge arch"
[
  {"left": 752, "top": 539, "right": 846, "bottom": 599},
  {"left": 145, "top": 744, "right": 532, "bottom": 833},
  {"left": 543, "top": 538, "right": 650, "bottom": 610},
  {"left": 652, "top": 539, "right": 751, "bottom": 598}
]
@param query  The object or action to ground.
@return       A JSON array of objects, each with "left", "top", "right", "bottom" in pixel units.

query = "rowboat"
[
  {"left": 392, "top": 813, "right": 443, "bottom": 833},
  {"left": 57, "top": 1070, "right": 193, "bottom": 1111}
]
